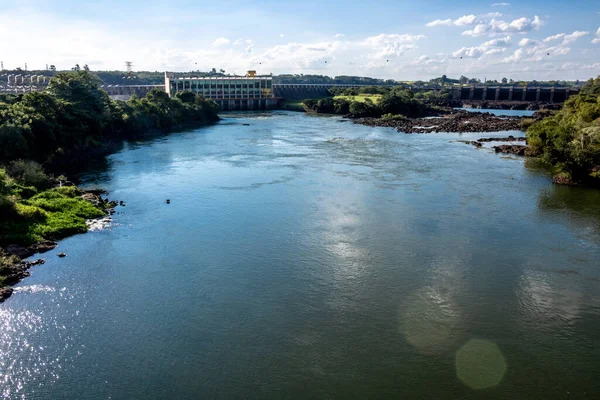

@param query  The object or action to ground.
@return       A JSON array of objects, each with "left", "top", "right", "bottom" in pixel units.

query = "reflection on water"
[
  {"left": 2, "top": 111, "right": 600, "bottom": 398},
  {"left": 0, "top": 286, "right": 77, "bottom": 399},
  {"left": 400, "top": 285, "right": 463, "bottom": 355},
  {"left": 518, "top": 270, "right": 584, "bottom": 328}
]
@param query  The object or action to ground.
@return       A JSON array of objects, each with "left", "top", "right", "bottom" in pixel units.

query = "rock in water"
[
  {"left": 493, "top": 145, "right": 530, "bottom": 156},
  {"left": 4, "top": 240, "right": 58, "bottom": 259},
  {"left": 57, "top": 253, "right": 67, "bottom": 258},
  {"left": 0, "top": 287, "right": 14, "bottom": 302}
]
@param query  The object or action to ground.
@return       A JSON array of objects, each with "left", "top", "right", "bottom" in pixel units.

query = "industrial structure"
[
  {"left": 0, "top": 74, "right": 49, "bottom": 93},
  {"left": 164, "top": 71, "right": 278, "bottom": 110},
  {"left": 450, "top": 85, "right": 575, "bottom": 103}
]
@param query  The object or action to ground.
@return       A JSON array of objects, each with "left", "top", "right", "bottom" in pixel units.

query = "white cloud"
[
  {"left": 454, "top": 15, "right": 478, "bottom": 26},
  {"left": 502, "top": 35, "right": 574, "bottom": 63},
  {"left": 280, "top": 34, "right": 284, "bottom": 38},
  {"left": 481, "top": 12, "right": 503, "bottom": 18},
  {"left": 482, "top": 36, "right": 512, "bottom": 47},
  {"left": 492, "top": 2, "right": 510, "bottom": 6},
  {"left": 426, "top": 19, "right": 453, "bottom": 27},
  {"left": 592, "top": 38, "right": 600, "bottom": 44},
  {"left": 212, "top": 37, "right": 230, "bottom": 47},
  {"left": 543, "top": 33, "right": 565, "bottom": 43},
  {"left": 462, "top": 15, "right": 543, "bottom": 36},
  {"left": 519, "top": 38, "right": 536, "bottom": 47},
  {"left": 361, "top": 34, "right": 426, "bottom": 58},
  {"left": 543, "top": 31, "right": 589, "bottom": 44},
  {"left": 597, "top": 27, "right": 600, "bottom": 36},
  {"left": 563, "top": 31, "right": 590, "bottom": 43},
  {"left": 461, "top": 24, "right": 492, "bottom": 36},
  {"left": 334, "top": 33, "right": 345, "bottom": 38},
  {"left": 453, "top": 36, "right": 510, "bottom": 59}
]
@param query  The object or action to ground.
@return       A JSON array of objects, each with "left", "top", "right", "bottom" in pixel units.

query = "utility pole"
[
  {"left": 1, "top": 61, "right": 3, "bottom": 71},
  {"left": 25, "top": 63, "right": 27, "bottom": 71}
]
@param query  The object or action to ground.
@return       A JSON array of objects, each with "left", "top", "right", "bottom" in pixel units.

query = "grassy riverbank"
[
  {"left": 0, "top": 161, "right": 113, "bottom": 292},
  {"left": 333, "top": 94, "right": 382, "bottom": 104}
]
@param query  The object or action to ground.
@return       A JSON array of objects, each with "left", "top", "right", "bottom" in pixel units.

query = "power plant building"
[{"left": 164, "top": 72, "right": 278, "bottom": 110}]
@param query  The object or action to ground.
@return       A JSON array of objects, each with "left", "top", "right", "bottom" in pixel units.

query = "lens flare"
[{"left": 456, "top": 339, "right": 507, "bottom": 390}]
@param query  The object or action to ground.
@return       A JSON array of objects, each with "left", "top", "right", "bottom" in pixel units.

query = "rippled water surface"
[{"left": 2, "top": 111, "right": 600, "bottom": 399}]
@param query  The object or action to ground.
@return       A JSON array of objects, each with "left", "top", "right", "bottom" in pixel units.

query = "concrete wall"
[
  {"left": 272, "top": 86, "right": 330, "bottom": 100},
  {"left": 451, "top": 86, "right": 577, "bottom": 103},
  {"left": 216, "top": 98, "right": 280, "bottom": 111}
]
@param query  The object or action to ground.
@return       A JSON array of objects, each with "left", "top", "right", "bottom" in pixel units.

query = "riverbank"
[
  {"left": 0, "top": 182, "right": 118, "bottom": 302},
  {"left": 353, "top": 110, "right": 525, "bottom": 133}
]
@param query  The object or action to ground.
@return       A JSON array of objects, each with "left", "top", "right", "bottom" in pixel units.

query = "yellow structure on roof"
[{"left": 246, "top": 70, "right": 257, "bottom": 77}]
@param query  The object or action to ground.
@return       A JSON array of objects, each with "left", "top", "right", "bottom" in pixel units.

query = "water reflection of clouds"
[
  {"left": 399, "top": 256, "right": 468, "bottom": 355},
  {"left": 400, "top": 285, "right": 463, "bottom": 355},
  {"left": 517, "top": 269, "right": 584, "bottom": 327},
  {"left": 321, "top": 199, "right": 368, "bottom": 286}
]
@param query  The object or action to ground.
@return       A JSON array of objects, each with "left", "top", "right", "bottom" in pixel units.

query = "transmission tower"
[{"left": 124, "top": 61, "right": 136, "bottom": 79}]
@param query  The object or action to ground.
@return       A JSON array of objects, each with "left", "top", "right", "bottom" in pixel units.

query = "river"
[{"left": 2, "top": 111, "right": 600, "bottom": 399}]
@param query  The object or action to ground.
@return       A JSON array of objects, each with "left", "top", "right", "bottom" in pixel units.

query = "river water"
[{"left": 2, "top": 111, "right": 600, "bottom": 399}]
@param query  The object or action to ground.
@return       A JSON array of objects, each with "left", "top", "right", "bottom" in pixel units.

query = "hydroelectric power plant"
[{"left": 164, "top": 71, "right": 279, "bottom": 110}]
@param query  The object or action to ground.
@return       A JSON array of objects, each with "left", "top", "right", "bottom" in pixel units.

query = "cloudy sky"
[{"left": 1, "top": 0, "right": 599, "bottom": 80}]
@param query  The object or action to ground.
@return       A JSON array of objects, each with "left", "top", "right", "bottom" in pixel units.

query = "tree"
[
  {"left": 527, "top": 75, "right": 600, "bottom": 184},
  {"left": 49, "top": 65, "right": 57, "bottom": 72},
  {"left": 83, "top": 64, "right": 90, "bottom": 72},
  {"left": 502, "top": 77, "right": 508, "bottom": 84},
  {"left": 73, "top": 64, "right": 81, "bottom": 72},
  {"left": 459, "top": 75, "right": 469, "bottom": 84},
  {"left": 174, "top": 91, "right": 196, "bottom": 104}
]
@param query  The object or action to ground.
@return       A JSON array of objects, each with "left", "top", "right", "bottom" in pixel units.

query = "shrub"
[
  {"left": 5, "top": 160, "right": 49, "bottom": 190},
  {"left": 520, "top": 118, "right": 535, "bottom": 130},
  {"left": 0, "top": 195, "right": 17, "bottom": 219},
  {"left": 11, "top": 184, "right": 38, "bottom": 199},
  {"left": 15, "top": 203, "right": 47, "bottom": 221}
]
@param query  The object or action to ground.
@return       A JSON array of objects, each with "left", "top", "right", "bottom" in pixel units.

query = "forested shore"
[{"left": 526, "top": 77, "right": 600, "bottom": 185}]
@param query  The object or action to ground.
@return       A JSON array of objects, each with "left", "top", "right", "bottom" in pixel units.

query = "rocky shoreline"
[
  {"left": 422, "top": 98, "right": 563, "bottom": 110},
  {"left": 354, "top": 111, "right": 525, "bottom": 134},
  {"left": 0, "top": 189, "right": 117, "bottom": 303}
]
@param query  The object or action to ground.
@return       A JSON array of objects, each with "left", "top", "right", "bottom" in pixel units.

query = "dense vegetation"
[
  {"left": 527, "top": 76, "right": 600, "bottom": 185},
  {"left": 0, "top": 70, "right": 220, "bottom": 165},
  {"left": 303, "top": 87, "right": 441, "bottom": 118}
]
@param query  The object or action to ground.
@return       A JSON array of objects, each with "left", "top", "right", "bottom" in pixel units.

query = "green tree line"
[
  {"left": 303, "top": 87, "right": 442, "bottom": 118},
  {"left": 0, "top": 70, "right": 220, "bottom": 165},
  {"left": 527, "top": 76, "right": 600, "bottom": 185}
]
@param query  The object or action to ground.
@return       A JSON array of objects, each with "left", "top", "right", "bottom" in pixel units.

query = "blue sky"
[{"left": 1, "top": 0, "right": 599, "bottom": 80}]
